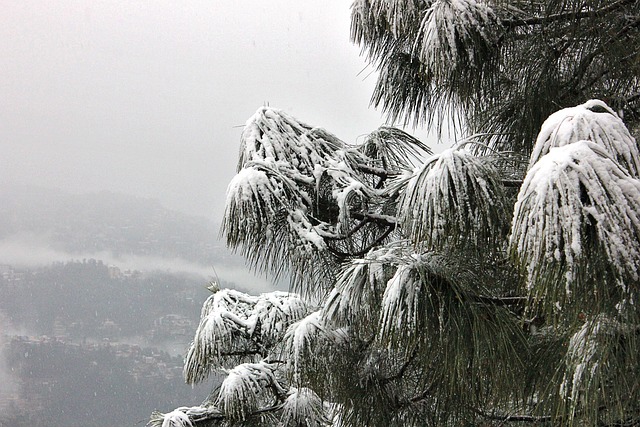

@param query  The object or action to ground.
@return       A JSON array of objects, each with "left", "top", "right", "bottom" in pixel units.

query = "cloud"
[{"left": 0, "top": 233, "right": 276, "bottom": 294}]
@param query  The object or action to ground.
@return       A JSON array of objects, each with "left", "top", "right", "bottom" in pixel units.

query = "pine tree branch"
[
  {"left": 218, "top": 349, "right": 264, "bottom": 358},
  {"left": 381, "top": 346, "right": 419, "bottom": 386},
  {"left": 183, "top": 403, "right": 286, "bottom": 427},
  {"left": 326, "top": 225, "right": 394, "bottom": 258},
  {"left": 318, "top": 216, "right": 371, "bottom": 240},
  {"left": 471, "top": 407, "right": 553, "bottom": 423},
  {"left": 502, "top": 179, "right": 523, "bottom": 188},
  {"left": 355, "top": 163, "right": 395, "bottom": 178},
  {"left": 502, "top": 0, "right": 636, "bottom": 28},
  {"left": 351, "top": 211, "right": 397, "bottom": 227},
  {"left": 565, "top": 15, "right": 640, "bottom": 99},
  {"left": 473, "top": 406, "right": 640, "bottom": 426},
  {"left": 472, "top": 295, "right": 527, "bottom": 308}
]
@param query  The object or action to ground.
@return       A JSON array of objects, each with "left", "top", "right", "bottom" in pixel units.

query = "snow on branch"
[
  {"left": 149, "top": 406, "right": 227, "bottom": 427},
  {"left": 238, "top": 106, "right": 357, "bottom": 175},
  {"left": 358, "top": 0, "right": 423, "bottom": 38},
  {"left": 397, "top": 148, "right": 508, "bottom": 251},
  {"left": 559, "top": 315, "right": 626, "bottom": 420},
  {"left": 157, "top": 408, "right": 194, "bottom": 427},
  {"left": 413, "top": 0, "right": 500, "bottom": 78},
  {"left": 377, "top": 261, "right": 426, "bottom": 349},
  {"left": 281, "top": 312, "right": 350, "bottom": 405},
  {"left": 351, "top": 0, "right": 423, "bottom": 58},
  {"left": 324, "top": 241, "right": 412, "bottom": 331},
  {"left": 224, "top": 160, "right": 324, "bottom": 250},
  {"left": 530, "top": 99, "right": 640, "bottom": 177},
  {"left": 510, "top": 141, "right": 640, "bottom": 307},
  {"left": 224, "top": 164, "right": 291, "bottom": 238},
  {"left": 252, "top": 291, "right": 310, "bottom": 345},
  {"left": 224, "top": 106, "right": 432, "bottom": 290},
  {"left": 216, "top": 361, "right": 286, "bottom": 421},
  {"left": 357, "top": 126, "right": 433, "bottom": 172},
  {"left": 281, "top": 387, "right": 329, "bottom": 427},
  {"left": 223, "top": 159, "right": 332, "bottom": 288},
  {"left": 283, "top": 311, "right": 327, "bottom": 382},
  {"left": 184, "top": 289, "right": 309, "bottom": 384}
]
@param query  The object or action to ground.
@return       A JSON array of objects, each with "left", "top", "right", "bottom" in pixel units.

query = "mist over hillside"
[
  {"left": 0, "top": 185, "right": 278, "bottom": 426},
  {"left": 0, "top": 185, "right": 221, "bottom": 263},
  {"left": 0, "top": 185, "right": 275, "bottom": 292}
]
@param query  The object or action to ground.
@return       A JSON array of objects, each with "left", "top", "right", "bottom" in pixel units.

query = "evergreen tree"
[{"left": 150, "top": 1, "right": 640, "bottom": 426}]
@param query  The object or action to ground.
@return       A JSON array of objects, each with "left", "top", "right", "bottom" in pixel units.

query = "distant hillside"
[
  {"left": 0, "top": 185, "right": 236, "bottom": 267},
  {"left": 0, "top": 187, "right": 275, "bottom": 426},
  {"left": 0, "top": 262, "right": 214, "bottom": 427}
]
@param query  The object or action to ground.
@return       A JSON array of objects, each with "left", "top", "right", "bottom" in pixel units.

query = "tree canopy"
[{"left": 150, "top": 1, "right": 640, "bottom": 426}]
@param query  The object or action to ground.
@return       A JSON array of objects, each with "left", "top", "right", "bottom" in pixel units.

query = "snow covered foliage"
[
  {"left": 414, "top": 0, "right": 500, "bottom": 78},
  {"left": 354, "top": 0, "right": 422, "bottom": 38},
  {"left": 320, "top": 241, "right": 524, "bottom": 417},
  {"left": 238, "top": 107, "right": 358, "bottom": 176},
  {"left": 510, "top": 141, "right": 640, "bottom": 313},
  {"left": 356, "top": 126, "right": 433, "bottom": 176},
  {"left": 184, "top": 289, "right": 309, "bottom": 383},
  {"left": 351, "top": 0, "right": 423, "bottom": 57},
  {"left": 159, "top": 408, "right": 193, "bottom": 427},
  {"left": 149, "top": 406, "right": 219, "bottom": 427},
  {"left": 283, "top": 311, "right": 325, "bottom": 380},
  {"left": 530, "top": 100, "right": 640, "bottom": 177},
  {"left": 144, "top": 2, "right": 640, "bottom": 427},
  {"left": 352, "top": 0, "right": 640, "bottom": 151},
  {"left": 216, "top": 362, "right": 286, "bottom": 421},
  {"left": 397, "top": 148, "right": 508, "bottom": 251},
  {"left": 324, "top": 242, "right": 408, "bottom": 334},
  {"left": 223, "top": 106, "right": 430, "bottom": 294},
  {"left": 560, "top": 316, "right": 621, "bottom": 417},
  {"left": 281, "top": 388, "right": 329, "bottom": 427},
  {"left": 377, "top": 257, "right": 436, "bottom": 350}
]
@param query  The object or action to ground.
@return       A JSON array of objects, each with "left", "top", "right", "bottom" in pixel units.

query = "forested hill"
[
  {"left": 0, "top": 187, "right": 244, "bottom": 426},
  {"left": 0, "top": 261, "right": 213, "bottom": 427}
]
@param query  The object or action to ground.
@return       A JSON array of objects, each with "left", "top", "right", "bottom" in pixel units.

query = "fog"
[
  {"left": 0, "top": 0, "right": 394, "bottom": 221},
  {"left": 0, "top": 232, "right": 274, "bottom": 293}
]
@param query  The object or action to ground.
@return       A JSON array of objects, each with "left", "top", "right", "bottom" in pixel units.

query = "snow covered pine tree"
[{"left": 150, "top": 1, "right": 640, "bottom": 426}]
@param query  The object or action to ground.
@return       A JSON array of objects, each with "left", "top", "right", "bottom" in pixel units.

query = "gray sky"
[{"left": 0, "top": 0, "right": 405, "bottom": 221}]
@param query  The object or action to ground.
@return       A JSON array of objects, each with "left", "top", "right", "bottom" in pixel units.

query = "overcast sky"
[{"left": 1, "top": 1, "right": 438, "bottom": 221}]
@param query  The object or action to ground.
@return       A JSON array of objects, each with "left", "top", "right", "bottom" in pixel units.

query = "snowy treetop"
[
  {"left": 530, "top": 99, "right": 640, "bottom": 177},
  {"left": 511, "top": 140, "right": 640, "bottom": 310},
  {"left": 239, "top": 107, "right": 358, "bottom": 175}
]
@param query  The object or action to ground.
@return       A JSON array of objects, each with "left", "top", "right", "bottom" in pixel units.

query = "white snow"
[
  {"left": 323, "top": 241, "right": 411, "bottom": 328},
  {"left": 216, "top": 362, "right": 281, "bottom": 420},
  {"left": 413, "top": 0, "right": 497, "bottom": 76},
  {"left": 397, "top": 148, "right": 505, "bottom": 247},
  {"left": 530, "top": 99, "right": 640, "bottom": 177},
  {"left": 560, "top": 316, "right": 621, "bottom": 406},
  {"left": 183, "top": 289, "right": 308, "bottom": 383},
  {"left": 239, "top": 107, "right": 348, "bottom": 176},
  {"left": 511, "top": 140, "right": 640, "bottom": 293},
  {"left": 281, "top": 387, "right": 327, "bottom": 427},
  {"left": 377, "top": 262, "right": 423, "bottom": 345},
  {"left": 284, "top": 311, "right": 325, "bottom": 379},
  {"left": 161, "top": 408, "right": 194, "bottom": 427}
]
